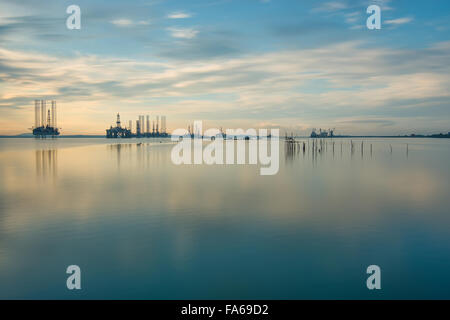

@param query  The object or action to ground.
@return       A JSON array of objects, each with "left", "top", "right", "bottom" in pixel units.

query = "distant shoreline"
[
  {"left": 0, "top": 134, "right": 449, "bottom": 139},
  {"left": 0, "top": 135, "right": 106, "bottom": 138}
]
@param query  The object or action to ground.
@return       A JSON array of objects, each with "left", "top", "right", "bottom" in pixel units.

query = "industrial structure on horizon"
[
  {"left": 106, "top": 113, "right": 169, "bottom": 138},
  {"left": 32, "top": 100, "right": 60, "bottom": 137},
  {"left": 310, "top": 128, "right": 335, "bottom": 138}
]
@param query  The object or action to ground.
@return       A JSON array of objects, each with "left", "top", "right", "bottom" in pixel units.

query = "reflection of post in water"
[
  {"left": 285, "top": 136, "right": 310, "bottom": 163},
  {"left": 332, "top": 141, "right": 335, "bottom": 159},
  {"left": 35, "top": 149, "right": 57, "bottom": 179},
  {"left": 350, "top": 140, "right": 354, "bottom": 158},
  {"left": 284, "top": 136, "right": 296, "bottom": 163},
  {"left": 361, "top": 141, "right": 364, "bottom": 160},
  {"left": 284, "top": 138, "right": 394, "bottom": 164}
]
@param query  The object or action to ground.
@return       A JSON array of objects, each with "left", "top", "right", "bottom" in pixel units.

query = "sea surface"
[{"left": 0, "top": 137, "right": 449, "bottom": 299}]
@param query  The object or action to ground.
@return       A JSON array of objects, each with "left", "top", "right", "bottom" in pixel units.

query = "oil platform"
[
  {"left": 106, "top": 113, "right": 169, "bottom": 138},
  {"left": 106, "top": 113, "right": 132, "bottom": 138},
  {"left": 32, "top": 100, "right": 60, "bottom": 137}
]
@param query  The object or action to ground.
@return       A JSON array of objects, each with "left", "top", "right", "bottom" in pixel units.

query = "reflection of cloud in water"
[
  {"left": 0, "top": 139, "right": 450, "bottom": 298},
  {"left": 0, "top": 139, "right": 448, "bottom": 236}
]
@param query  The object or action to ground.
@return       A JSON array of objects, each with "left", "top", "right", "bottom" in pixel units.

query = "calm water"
[{"left": 0, "top": 137, "right": 449, "bottom": 299}]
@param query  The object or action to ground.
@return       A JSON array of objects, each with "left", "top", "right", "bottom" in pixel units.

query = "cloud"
[
  {"left": 345, "top": 12, "right": 360, "bottom": 24},
  {"left": 167, "top": 27, "right": 199, "bottom": 39},
  {"left": 312, "top": 1, "right": 393, "bottom": 16},
  {"left": 338, "top": 118, "right": 396, "bottom": 127},
  {"left": 370, "top": 0, "right": 394, "bottom": 11},
  {"left": 271, "top": 20, "right": 342, "bottom": 37},
  {"left": 158, "top": 36, "right": 240, "bottom": 60},
  {"left": 312, "top": 1, "right": 348, "bottom": 13},
  {"left": 1, "top": 40, "right": 450, "bottom": 134},
  {"left": 156, "top": 28, "right": 242, "bottom": 60},
  {"left": 167, "top": 12, "right": 192, "bottom": 19},
  {"left": 0, "top": 15, "right": 64, "bottom": 41},
  {"left": 384, "top": 17, "right": 414, "bottom": 26},
  {"left": 110, "top": 19, "right": 151, "bottom": 27},
  {"left": 111, "top": 19, "right": 134, "bottom": 26}
]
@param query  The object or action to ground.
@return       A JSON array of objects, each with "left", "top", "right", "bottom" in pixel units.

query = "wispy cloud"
[
  {"left": 385, "top": 17, "right": 414, "bottom": 26},
  {"left": 313, "top": 0, "right": 393, "bottom": 14},
  {"left": 167, "top": 12, "right": 191, "bottom": 19},
  {"left": 167, "top": 27, "right": 199, "bottom": 39},
  {"left": 1, "top": 41, "right": 449, "bottom": 134},
  {"left": 111, "top": 19, "right": 134, "bottom": 26},
  {"left": 313, "top": 1, "right": 348, "bottom": 13},
  {"left": 110, "top": 19, "right": 151, "bottom": 27},
  {"left": 370, "top": 0, "right": 394, "bottom": 11},
  {"left": 345, "top": 12, "right": 360, "bottom": 24}
]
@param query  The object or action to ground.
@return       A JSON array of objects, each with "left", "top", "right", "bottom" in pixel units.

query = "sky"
[{"left": 0, "top": 0, "right": 449, "bottom": 135}]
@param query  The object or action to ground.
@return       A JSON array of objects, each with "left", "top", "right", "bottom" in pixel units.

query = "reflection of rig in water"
[
  {"left": 106, "top": 113, "right": 169, "bottom": 138},
  {"left": 35, "top": 149, "right": 58, "bottom": 179},
  {"left": 32, "top": 100, "right": 60, "bottom": 137},
  {"left": 107, "top": 142, "right": 171, "bottom": 169}
]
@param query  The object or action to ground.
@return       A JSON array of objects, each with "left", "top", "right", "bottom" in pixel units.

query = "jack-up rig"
[{"left": 32, "top": 100, "right": 60, "bottom": 137}]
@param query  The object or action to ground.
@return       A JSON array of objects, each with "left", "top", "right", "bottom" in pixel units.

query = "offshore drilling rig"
[
  {"left": 106, "top": 113, "right": 132, "bottom": 138},
  {"left": 106, "top": 113, "right": 169, "bottom": 138},
  {"left": 32, "top": 100, "right": 60, "bottom": 137}
]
